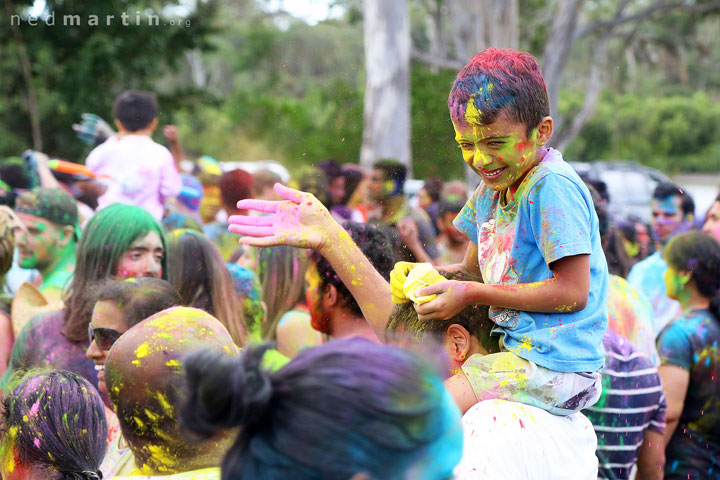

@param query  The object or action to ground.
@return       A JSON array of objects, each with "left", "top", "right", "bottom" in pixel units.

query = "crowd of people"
[{"left": 0, "top": 47, "right": 718, "bottom": 480}]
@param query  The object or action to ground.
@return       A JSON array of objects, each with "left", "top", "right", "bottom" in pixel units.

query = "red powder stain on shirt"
[
  {"left": 307, "top": 202, "right": 313, "bottom": 206},
  {"left": 519, "top": 419, "right": 525, "bottom": 429}
]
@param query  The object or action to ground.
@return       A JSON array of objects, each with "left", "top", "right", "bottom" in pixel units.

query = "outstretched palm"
[{"left": 228, "top": 183, "right": 336, "bottom": 250}]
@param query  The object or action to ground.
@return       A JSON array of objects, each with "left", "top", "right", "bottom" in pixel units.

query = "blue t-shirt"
[{"left": 454, "top": 148, "right": 608, "bottom": 372}]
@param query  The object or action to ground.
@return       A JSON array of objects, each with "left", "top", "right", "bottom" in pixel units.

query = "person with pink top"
[{"left": 85, "top": 90, "right": 181, "bottom": 220}]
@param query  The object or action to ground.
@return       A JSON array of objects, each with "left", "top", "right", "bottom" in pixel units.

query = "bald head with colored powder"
[{"left": 105, "top": 307, "right": 239, "bottom": 475}]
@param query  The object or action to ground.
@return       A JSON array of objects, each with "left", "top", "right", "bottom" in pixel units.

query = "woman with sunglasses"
[
  {"left": 1, "top": 204, "right": 167, "bottom": 394},
  {"left": 85, "top": 277, "right": 181, "bottom": 395},
  {"left": 85, "top": 277, "right": 181, "bottom": 478}
]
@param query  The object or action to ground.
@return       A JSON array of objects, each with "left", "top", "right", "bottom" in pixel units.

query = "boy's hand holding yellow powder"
[{"left": 390, "top": 262, "right": 446, "bottom": 305}]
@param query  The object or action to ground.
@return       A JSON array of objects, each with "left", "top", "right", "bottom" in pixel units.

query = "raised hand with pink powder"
[{"left": 228, "top": 183, "right": 394, "bottom": 336}]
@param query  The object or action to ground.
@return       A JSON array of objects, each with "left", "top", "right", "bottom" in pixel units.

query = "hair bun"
[{"left": 182, "top": 344, "right": 274, "bottom": 438}]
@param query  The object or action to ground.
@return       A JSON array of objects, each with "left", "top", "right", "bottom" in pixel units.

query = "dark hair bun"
[{"left": 181, "top": 344, "right": 274, "bottom": 438}]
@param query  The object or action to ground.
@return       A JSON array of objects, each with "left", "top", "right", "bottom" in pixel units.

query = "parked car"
[{"left": 569, "top": 161, "right": 671, "bottom": 223}]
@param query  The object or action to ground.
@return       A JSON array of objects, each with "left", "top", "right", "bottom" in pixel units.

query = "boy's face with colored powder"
[{"left": 453, "top": 104, "right": 547, "bottom": 195}]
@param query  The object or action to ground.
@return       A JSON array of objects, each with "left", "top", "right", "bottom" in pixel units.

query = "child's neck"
[
  {"left": 501, "top": 147, "right": 548, "bottom": 205},
  {"left": 119, "top": 127, "right": 154, "bottom": 137}
]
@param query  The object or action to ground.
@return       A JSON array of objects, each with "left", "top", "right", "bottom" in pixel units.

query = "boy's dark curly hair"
[{"left": 310, "top": 222, "right": 396, "bottom": 317}]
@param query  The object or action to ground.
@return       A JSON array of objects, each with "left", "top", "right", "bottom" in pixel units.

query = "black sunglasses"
[{"left": 88, "top": 324, "right": 123, "bottom": 350}]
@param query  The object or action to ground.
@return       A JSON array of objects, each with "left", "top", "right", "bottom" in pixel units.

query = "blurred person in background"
[
  {"left": 256, "top": 245, "right": 321, "bottom": 357},
  {"left": 417, "top": 177, "right": 443, "bottom": 235},
  {"left": 342, "top": 164, "right": 374, "bottom": 222},
  {"left": 296, "top": 166, "right": 330, "bottom": 207},
  {"left": 701, "top": 191, "right": 720, "bottom": 242},
  {"left": 317, "top": 159, "right": 363, "bottom": 222},
  {"left": 194, "top": 156, "right": 223, "bottom": 225},
  {"left": 166, "top": 229, "right": 247, "bottom": 347},
  {"left": 0, "top": 208, "right": 17, "bottom": 375},
  {"left": 251, "top": 168, "right": 282, "bottom": 202},
  {"left": 587, "top": 184, "right": 658, "bottom": 363},
  {"left": 13, "top": 188, "right": 79, "bottom": 304},
  {"left": 85, "top": 90, "right": 182, "bottom": 221},
  {"left": 435, "top": 190, "right": 469, "bottom": 265},
  {"left": 368, "top": 159, "right": 439, "bottom": 264},
  {"left": 656, "top": 231, "right": 720, "bottom": 479},
  {"left": 203, "top": 168, "right": 253, "bottom": 261},
  {"left": 628, "top": 183, "right": 695, "bottom": 335}
]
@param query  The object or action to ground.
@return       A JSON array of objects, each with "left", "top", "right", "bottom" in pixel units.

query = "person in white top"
[
  {"left": 85, "top": 90, "right": 181, "bottom": 221},
  {"left": 455, "top": 399, "right": 598, "bottom": 480}
]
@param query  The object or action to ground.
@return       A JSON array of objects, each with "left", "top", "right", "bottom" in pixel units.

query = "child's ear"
[
  {"left": 679, "top": 269, "right": 692, "bottom": 286},
  {"left": 446, "top": 324, "right": 472, "bottom": 360},
  {"left": 535, "top": 116, "right": 553, "bottom": 145}
]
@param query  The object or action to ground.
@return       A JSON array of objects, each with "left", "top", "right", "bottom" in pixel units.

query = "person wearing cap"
[{"left": 13, "top": 187, "right": 79, "bottom": 304}]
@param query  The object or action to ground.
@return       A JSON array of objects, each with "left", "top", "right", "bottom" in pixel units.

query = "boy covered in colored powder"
[
  {"left": 390, "top": 48, "right": 609, "bottom": 414},
  {"left": 85, "top": 90, "right": 181, "bottom": 221},
  {"left": 229, "top": 48, "right": 608, "bottom": 416}
]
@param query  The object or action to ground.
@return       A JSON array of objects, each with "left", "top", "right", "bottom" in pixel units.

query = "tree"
[
  {"left": 360, "top": 0, "right": 412, "bottom": 171},
  {"left": 409, "top": 0, "right": 720, "bottom": 151},
  {"left": 0, "top": 0, "right": 217, "bottom": 160}
]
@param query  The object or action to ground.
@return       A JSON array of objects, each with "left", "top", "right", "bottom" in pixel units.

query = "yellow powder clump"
[{"left": 135, "top": 342, "right": 151, "bottom": 359}]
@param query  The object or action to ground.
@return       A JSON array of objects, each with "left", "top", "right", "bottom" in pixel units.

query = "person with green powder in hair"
[
  {"left": 13, "top": 187, "right": 79, "bottom": 304},
  {"left": 0, "top": 203, "right": 167, "bottom": 394}
]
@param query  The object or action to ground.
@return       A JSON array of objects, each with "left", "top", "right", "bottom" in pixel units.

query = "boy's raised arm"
[{"left": 228, "top": 183, "right": 394, "bottom": 336}]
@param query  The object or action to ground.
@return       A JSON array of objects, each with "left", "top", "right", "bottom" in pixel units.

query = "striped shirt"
[{"left": 583, "top": 329, "right": 666, "bottom": 480}]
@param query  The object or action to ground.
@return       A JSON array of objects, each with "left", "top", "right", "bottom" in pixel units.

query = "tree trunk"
[
  {"left": 4, "top": 0, "right": 43, "bottom": 151},
  {"left": 449, "top": 0, "right": 518, "bottom": 62},
  {"left": 541, "top": 0, "right": 585, "bottom": 124},
  {"left": 360, "top": 0, "right": 412, "bottom": 173}
]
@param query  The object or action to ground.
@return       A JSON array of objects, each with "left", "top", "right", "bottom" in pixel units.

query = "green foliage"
[
  {"left": 226, "top": 79, "right": 365, "bottom": 166},
  {"left": 410, "top": 64, "right": 465, "bottom": 180},
  {"left": 563, "top": 90, "right": 720, "bottom": 173},
  {"left": 0, "top": 0, "right": 217, "bottom": 160}
]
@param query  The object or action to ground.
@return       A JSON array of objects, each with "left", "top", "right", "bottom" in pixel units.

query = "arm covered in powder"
[{"left": 228, "top": 183, "right": 394, "bottom": 336}]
